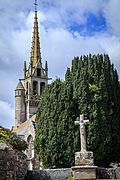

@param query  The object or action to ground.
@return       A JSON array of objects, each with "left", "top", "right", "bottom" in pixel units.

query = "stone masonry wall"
[
  {"left": 0, "top": 143, "right": 27, "bottom": 180},
  {"left": 46, "top": 168, "right": 71, "bottom": 180},
  {"left": 97, "top": 167, "right": 120, "bottom": 179},
  {"left": 24, "top": 169, "right": 71, "bottom": 180},
  {"left": 24, "top": 167, "right": 120, "bottom": 180}
]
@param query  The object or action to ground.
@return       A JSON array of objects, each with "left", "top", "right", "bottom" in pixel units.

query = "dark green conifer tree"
[{"left": 35, "top": 54, "right": 120, "bottom": 167}]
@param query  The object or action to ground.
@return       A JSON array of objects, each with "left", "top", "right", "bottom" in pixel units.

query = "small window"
[
  {"left": 15, "top": 91, "right": 18, "bottom": 96},
  {"left": 40, "top": 82, "right": 45, "bottom": 95},
  {"left": 26, "top": 82, "right": 28, "bottom": 90},
  {"left": 37, "top": 68, "right": 41, "bottom": 77},
  {"left": 33, "top": 81, "right": 38, "bottom": 95}
]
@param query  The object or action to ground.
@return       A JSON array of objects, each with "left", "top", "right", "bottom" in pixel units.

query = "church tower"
[
  {"left": 13, "top": 1, "right": 50, "bottom": 170},
  {"left": 15, "top": 4, "right": 49, "bottom": 127},
  {"left": 15, "top": 80, "right": 26, "bottom": 127},
  {"left": 24, "top": 10, "right": 48, "bottom": 120}
]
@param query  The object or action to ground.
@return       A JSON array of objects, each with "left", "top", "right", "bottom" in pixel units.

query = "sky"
[{"left": 0, "top": 0, "right": 120, "bottom": 129}]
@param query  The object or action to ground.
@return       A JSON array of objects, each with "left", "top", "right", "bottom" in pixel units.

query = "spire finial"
[{"left": 34, "top": 0, "right": 38, "bottom": 12}]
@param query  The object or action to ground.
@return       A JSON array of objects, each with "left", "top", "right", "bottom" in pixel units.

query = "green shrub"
[{"left": 0, "top": 126, "right": 27, "bottom": 151}]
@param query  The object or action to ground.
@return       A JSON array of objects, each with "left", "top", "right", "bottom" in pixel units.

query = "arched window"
[
  {"left": 33, "top": 81, "right": 38, "bottom": 95},
  {"left": 27, "top": 135, "right": 33, "bottom": 159},
  {"left": 40, "top": 82, "right": 45, "bottom": 95}
]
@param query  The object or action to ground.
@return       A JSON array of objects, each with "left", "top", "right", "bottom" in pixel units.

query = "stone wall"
[
  {"left": 24, "top": 167, "right": 120, "bottom": 179},
  {"left": 0, "top": 143, "right": 27, "bottom": 180},
  {"left": 24, "top": 170, "right": 52, "bottom": 180},
  {"left": 46, "top": 167, "right": 120, "bottom": 179},
  {"left": 46, "top": 168, "right": 71, "bottom": 180},
  {"left": 97, "top": 167, "right": 120, "bottom": 179},
  {"left": 24, "top": 168, "right": 71, "bottom": 180}
]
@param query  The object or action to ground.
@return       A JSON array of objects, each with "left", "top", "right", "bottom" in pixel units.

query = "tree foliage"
[
  {"left": 0, "top": 126, "right": 27, "bottom": 151},
  {"left": 35, "top": 54, "right": 120, "bottom": 167}
]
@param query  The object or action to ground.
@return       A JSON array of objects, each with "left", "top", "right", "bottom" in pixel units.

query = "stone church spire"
[
  {"left": 14, "top": 0, "right": 50, "bottom": 123},
  {"left": 30, "top": 2, "right": 41, "bottom": 71},
  {"left": 13, "top": 1, "right": 50, "bottom": 170}
]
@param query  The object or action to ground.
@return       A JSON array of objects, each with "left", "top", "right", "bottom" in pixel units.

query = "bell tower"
[
  {"left": 15, "top": 0, "right": 50, "bottom": 124},
  {"left": 24, "top": 3, "right": 49, "bottom": 120}
]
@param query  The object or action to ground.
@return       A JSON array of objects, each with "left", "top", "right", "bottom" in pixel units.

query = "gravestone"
[{"left": 71, "top": 114, "right": 97, "bottom": 180}]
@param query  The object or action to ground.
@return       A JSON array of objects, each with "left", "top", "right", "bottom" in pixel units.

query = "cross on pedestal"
[{"left": 75, "top": 114, "right": 89, "bottom": 152}]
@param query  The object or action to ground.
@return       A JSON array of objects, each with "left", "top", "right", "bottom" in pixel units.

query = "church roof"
[
  {"left": 15, "top": 81, "right": 24, "bottom": 90},
  {"left": 13, "top": 114, "right": 36, "bottom": 134}
]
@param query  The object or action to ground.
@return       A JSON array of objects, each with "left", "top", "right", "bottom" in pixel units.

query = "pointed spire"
[
  {"left": 16, "top": 80, "right": 24, "bottom": 90},
  {"left": 30, "top": 1, "right": 42, "bottom": 70},
  {"left": 24, "top": 61, "right": 26, "bottom": 80}
]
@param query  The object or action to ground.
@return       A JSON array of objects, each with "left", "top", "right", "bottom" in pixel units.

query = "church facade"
[{"left": 13, "top": 10, "right": 49, "bottom": 170}]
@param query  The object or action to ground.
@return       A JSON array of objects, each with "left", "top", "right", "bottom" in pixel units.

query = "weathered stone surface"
[
  {"left": 72, "top": 166, "right": 97, "bottom": 180},
  {"left": 97, "top": 167, "right": 115, "bottom": 179},
  {"left": 75, "top": 114, "right": 89, "bottom": 152},
  {"left": 0, "top": 143, "right": 27, "bottom": 180},
  {"left": 115, "top": 167, "right": 120, "bottom": 179},
  {"left": 24, "top": 170, "right": 52, "bottom": 180},
  {"left": 24, "top": 169, "right": 71, "bottom": 180},
  {"left": 73, "top": 114, "right": 97, "bottom": 179},
  {"left": 75, "top": 151, "right": 94, "bottom": 166},
  {"left": 46, "top": 168, "right": 71, "bottom": 180}
]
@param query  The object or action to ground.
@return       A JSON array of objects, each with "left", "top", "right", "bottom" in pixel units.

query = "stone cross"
[
  {"left": 34, "top": 0, "right": 38, "bottom": 12},
  {"left": 75, "top": 114, "right": 89, "bottom": 152}
]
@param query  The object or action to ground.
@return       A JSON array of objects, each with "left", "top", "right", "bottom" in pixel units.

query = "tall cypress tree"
[
  {"left": 35, "top": 54, "right": 120, "bottom": 167},
  {"left": 35, "top": 78, "right": 79, "bottom": 168},
  {"left": 70, "top": 54, "right": 120, "bottom": 166}
]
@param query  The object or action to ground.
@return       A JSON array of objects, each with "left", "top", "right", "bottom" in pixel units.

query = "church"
[{"left": 13, "top": 6, "right": 50, "bottom": 170}]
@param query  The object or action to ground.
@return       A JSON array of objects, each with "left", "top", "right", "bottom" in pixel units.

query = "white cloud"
[
  {"left": 0, "top": 0, "right": 120, "bottom": 129},
  {"left": 103, "top": 0, "right": 120, "bottom": 36},
  {"left": 41, "top": 26, "right": 120, "bottom": 78},
  {"left": 99, "top": 35, "right": 120, "bottom": 59},
  {"left": 0, "top": 100, "right": 14, "bottom": 129}
]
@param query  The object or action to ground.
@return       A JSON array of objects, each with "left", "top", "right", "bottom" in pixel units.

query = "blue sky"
[
  {"left": 69, "top": 12, "right": 107, "bottom": 36},
  {"left": 0, "top": 0, "right": 120, "bottom": 128}
]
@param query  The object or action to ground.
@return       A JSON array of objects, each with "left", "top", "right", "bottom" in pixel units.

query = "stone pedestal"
[
  {"left": 75, "top": 151, "right": 94, "bottom": 166},
  {"left": 72, "top": 151, "right": 97, "bottom": 180},
  {"left": 72, "top": 166, "right": 97, "bottom": 180}
]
